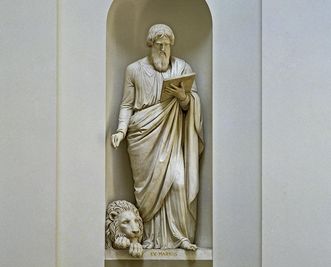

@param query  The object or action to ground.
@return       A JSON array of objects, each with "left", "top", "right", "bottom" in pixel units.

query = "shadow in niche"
[
  {"left": 136, "top": 0, "right": 212, "bottom": 56},
  {"left": 107, "top": 0, "right": 213, "bottom": 58},
  {"left": 107, "top": 0, "right": 144, "bottom": 56},
  {"left": 106, "top": 0, "right": 213, "bottom": 250}
]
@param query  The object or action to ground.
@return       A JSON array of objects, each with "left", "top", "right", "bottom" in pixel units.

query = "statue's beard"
[{"left": 151, "top": 51, "right": 170, "bottom": 72}]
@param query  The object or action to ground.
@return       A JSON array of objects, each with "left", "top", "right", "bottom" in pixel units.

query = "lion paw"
[
  {"left": 129, "top": 242, "right": 143, "bottom": 257},
  {"left": 114, "top": 236, "right": 131, "bottom": 249}
]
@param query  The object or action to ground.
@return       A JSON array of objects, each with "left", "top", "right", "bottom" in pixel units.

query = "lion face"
[
  {"left": 117, "top": 210, "right": 141, "bottom": 239},
  {"left": 105, "top": 200, "right": 143, "bottom": 249}
]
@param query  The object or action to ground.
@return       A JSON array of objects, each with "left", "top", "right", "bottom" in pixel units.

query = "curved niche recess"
[{"left": 106, "top": 0, "right": 213, "bottom": 253}]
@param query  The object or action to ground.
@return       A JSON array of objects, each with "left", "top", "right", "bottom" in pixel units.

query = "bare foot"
[
  {"left": 142, "top": 240, "right": 154, "bottom": 249},
  {"left": 180, "top": 240, "right": 197, "bottom": 251}
]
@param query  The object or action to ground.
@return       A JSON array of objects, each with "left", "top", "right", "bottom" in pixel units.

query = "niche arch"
[{"left": 106, "top": 0, "right": 213, "bottom": 249}]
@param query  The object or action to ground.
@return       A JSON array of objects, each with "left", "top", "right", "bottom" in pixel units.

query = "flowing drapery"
[{"left": 126, "top": 94, "right": 203, "bottom": 248}]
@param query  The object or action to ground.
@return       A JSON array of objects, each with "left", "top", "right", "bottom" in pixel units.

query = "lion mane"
[{"left": 105, "top": 200, "right": 143, "bottom": 248}]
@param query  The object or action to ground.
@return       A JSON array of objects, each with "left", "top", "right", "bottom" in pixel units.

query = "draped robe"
[{"left": 117, "top": 56, "right": 204, "bottom": 249}]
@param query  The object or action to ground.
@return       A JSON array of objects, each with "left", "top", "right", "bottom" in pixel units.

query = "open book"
[{"left": 160, "top": 73, "right": 196, "bottom": 102}]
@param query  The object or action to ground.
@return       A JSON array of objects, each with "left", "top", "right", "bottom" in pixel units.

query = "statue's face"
[
  {"left": 153, "top": 36, "right": 171, "bottom": 58},
  {"left": 151, "top": 36, "right": 171, "bottom": 72}
]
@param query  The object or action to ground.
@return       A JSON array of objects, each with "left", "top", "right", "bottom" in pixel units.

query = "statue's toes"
[
  {"left": 180, "top": 240, "right": 198, "bottom": 251},
  {"left": 188, "top": 244, "right": 197, "bottom": 251},
  {"left": 142, "top": 241, "right": 154, "bottom": 249}
]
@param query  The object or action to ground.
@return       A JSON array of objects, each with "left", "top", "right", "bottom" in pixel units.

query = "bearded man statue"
[{"left": 111, "top": 24, "right": 204, "bottom": 251}]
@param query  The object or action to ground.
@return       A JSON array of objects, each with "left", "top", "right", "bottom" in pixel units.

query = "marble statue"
[
  {"left": 106, "top": 200, "right": 144, "bottom": 257},
  {"left": 111, "top": 24, "right": 204, "bottom": 251}
]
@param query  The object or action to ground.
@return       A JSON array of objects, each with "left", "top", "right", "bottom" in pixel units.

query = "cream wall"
[
  {"left": 0, "top": 1, "right": 57, "bottom": 267},
  {"left": 262, "top": 0, "right": 331, "bottom": 266},
  {"left": 214, "top": 1, "right": 262, "bottom": 266},
  {"left": 57, "top": 0, "right": 107, "bottom": 266}
]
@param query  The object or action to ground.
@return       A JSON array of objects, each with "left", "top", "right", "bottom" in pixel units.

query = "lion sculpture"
[{"left": 106, "top": 200, "right": 143, "bottom": 257}]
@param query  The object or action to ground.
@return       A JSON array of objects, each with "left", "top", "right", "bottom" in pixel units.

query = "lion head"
[{"left": 105, "top": 200, "right": 143, "bottom": 249}]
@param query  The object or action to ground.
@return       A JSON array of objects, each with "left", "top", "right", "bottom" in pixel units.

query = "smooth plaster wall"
[
  {"left": 57, "top": 0, "right": 107, "bottom": 266},
  {"left": 214, "top": 0, "right": 261, "bottom": 266},
  {"left": 262, "top": 1, "right": 331, "bottom": 266},
  {"left": 105, "top": 0, "right": 213, "bottom": 249},
  {"left": 0, "top": 1, "right": 57, "bottom": 267}
]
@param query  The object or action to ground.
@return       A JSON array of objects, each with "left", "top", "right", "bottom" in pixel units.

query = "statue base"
[{"left": 105, "top": 248, "right": 212, "bottom": 261}]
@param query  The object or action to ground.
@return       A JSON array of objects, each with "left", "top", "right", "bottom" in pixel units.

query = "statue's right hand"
[{"left": 111, "top": 132, "right": 125, "bottom": 149}]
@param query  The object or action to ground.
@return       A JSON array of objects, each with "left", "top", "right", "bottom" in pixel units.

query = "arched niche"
[{"left": 106, "top": 0, "right": 213, "bottom": 250}]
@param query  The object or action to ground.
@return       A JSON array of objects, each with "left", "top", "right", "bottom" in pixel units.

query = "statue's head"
[
  {"left": 105, "top": 200, "right": 143, "bottom": 248},
  {"left": 146, "top": 24, "right": 175, "bottom": 72}
]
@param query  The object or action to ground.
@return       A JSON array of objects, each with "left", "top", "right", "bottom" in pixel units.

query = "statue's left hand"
[{"left": 165, "top": 82, "right": 187, "bottom": 101}]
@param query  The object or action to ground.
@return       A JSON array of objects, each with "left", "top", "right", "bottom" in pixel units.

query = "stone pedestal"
[{"left": 105, "top": 248, "right": 212, "bottom": 261}]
